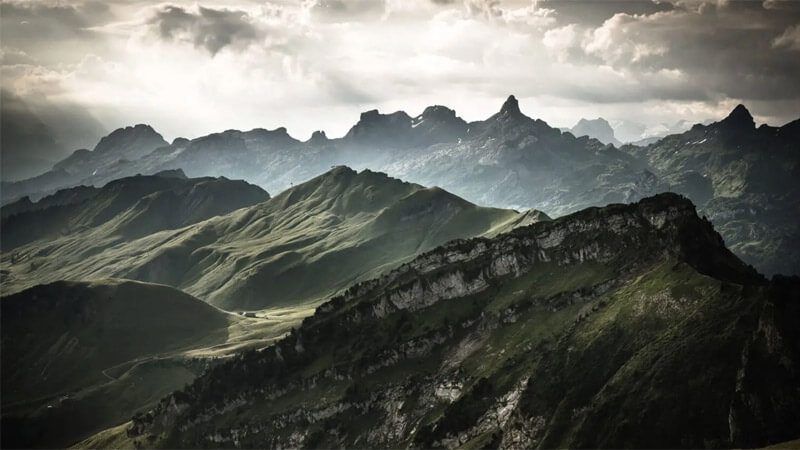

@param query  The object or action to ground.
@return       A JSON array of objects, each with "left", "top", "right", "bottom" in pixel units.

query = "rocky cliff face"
[{"left": 124, "top": 194, "right": 798, "bottom": 449}]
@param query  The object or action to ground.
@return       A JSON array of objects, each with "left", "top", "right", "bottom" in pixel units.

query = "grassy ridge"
[
  {"left": 2, "top": 167, "right": 540, "bottom": 310},
  {"left": 121, "top": 194, "right": 799, "bottom": 449}
]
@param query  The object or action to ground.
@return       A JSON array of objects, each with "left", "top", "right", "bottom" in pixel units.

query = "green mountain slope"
[
  {"left": 0, "top": 172, "right": 269, "bottom": 293},
  {"left": 2, "top": 167, "right": 543, "bottom": 310},
  {"left": 1, "top": 169, "right": 268, "bottom": 252},
  {"left": 121, "top": 194, "right": 799, "bottom": 449},
  {"left": 0, "top": 279, "right": 235, "bottom": 448},
  {"left": 622, "top": 106, "right": 800, "bottom": 275}
]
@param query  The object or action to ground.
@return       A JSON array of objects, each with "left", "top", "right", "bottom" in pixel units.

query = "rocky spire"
[
  {"left": 308, "top": 130, "right": 329, "bottom": 144},
  {"left": 500, "top": 95, "right": 521, "bottom": 115},
  {"left": 720, "top": 104, "right": 755, "bottom": 129}
]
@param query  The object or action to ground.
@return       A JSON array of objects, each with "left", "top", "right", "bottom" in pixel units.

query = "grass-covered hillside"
[
  {"left": 2, "top": 166, "right": 542, "bottom": 310},
  {"left": 119, "top": 193, "right": 799, "bottom": 449},
  {"left": 0, "top": 280, "right": 235, "bottom": 448},
  {"left": 1, "top": 169, "right": 268, "bottom": 252}
]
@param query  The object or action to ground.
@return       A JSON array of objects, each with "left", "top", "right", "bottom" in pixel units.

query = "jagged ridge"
[{"left": 123, "top": 194, "right": 799, "bottom": 449}]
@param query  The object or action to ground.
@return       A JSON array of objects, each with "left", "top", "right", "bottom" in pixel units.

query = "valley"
[{"left": 0, "top": 279, "right": 311, "bottom": 448}]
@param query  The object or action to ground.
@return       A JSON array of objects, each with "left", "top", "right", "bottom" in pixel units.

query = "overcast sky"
[{"left": 2, "top": 0, "right": 799, "bottom": 146}]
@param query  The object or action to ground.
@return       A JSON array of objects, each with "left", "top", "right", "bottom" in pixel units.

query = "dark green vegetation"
[
  {"left": 0, "top": 167, "right": 541, "bottom": 447},
  {"left": 6, "top": 97, "right": 796, "bottom": 276},
  {"left": 0, "top": 169, "right": 269, "bottom": 252},
  {"left": 0, "top": 280, "right": 235, "bottom": 448},
  {"left": 1, "top": 170, "right": 270, "bottom": 296},
  {"left": 622, "top": 105, "right": 800, "bottom": 276},
  {"left": 120, "top": 193, "right": 800, "bottom": 449},
  {"left": 2, "top": 166, "right": 539, "bottom": 310}
]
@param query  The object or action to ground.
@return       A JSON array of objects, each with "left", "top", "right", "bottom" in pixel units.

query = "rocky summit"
[{"left": 120, "top": 193, "right": 799, "bottom": 449}]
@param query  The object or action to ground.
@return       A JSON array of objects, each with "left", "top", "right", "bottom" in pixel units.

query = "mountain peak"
[
  {"left": 345, "top": 109, "right": 413, "bottom": 145},
  {"left": 420, "top": 105, "right": 457, "bottom": 121},
  {"left": 309, "top": 130, "right": 328, "bottom": 143},
  {"left": 720, "top": 104, "right": 755, "bottom": 129},
  {"left": 93, "top": 124, "right": 167, "bottom": 154},
  {"left": 328, "top": 165, "right": 357, "bottom": 177},
  {"left": 500, "top": 95, "right": 521, "bottom": 115},
  {"left": 153, "top": 168, "right": 187, "bottom": 179},
  {"left": 571, "top": 117, "right": 620, "bottom": 146}
]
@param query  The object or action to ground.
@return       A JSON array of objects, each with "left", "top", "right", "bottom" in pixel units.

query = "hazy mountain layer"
[
  {"left": 569, "top": 117, "right": 621, "bottom": 146},
  {"left": 1, "top": 124, "right": 168, "bottom": 204},
  {"left": 0, "top": 89, "right": 107, "bottom": 182},
  {"left": 4, "top": 97, "right": 797, "bottom": 276},
  {"left": 1, "top": 96, "right": 655, "bottom": 215},
  {"left": 115, "top": 193, "right": 799, "bottom": 449},
  {"left": 2, "top": 167, "right": 542, "bottom": 310}
]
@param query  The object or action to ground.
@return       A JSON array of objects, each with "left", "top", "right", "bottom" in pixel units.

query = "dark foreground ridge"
[{"left": 121, "top": 193, "right": 799, "bottom": 449}]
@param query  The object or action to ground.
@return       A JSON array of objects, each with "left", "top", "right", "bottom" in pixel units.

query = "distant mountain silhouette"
[{"left": 570, "top": 117, "right": 621, "bottom": 146}]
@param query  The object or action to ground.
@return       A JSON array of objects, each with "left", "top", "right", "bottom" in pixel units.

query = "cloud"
[
  {"left": 574, "top": 2, "right": 800, "bottom": 101},
  {"left": 306, "top": 0, "right": 387, "bottom": 22},
  {"left": 542, "top": 23, "right": 577, "bottom": 60},
  {"left": 1, "top": 88, "right": 107, "bottom": 181},
  {"left": 1, "top": 0, "right": 798, "bottom": 147},
  {"left": 773, "top": 24, "right": 800, "bottom": 51},
  {"left": 541, "top": 0, "right": 674, "bottom": 25},
  {"left": 148, "top": 5, "right": 261, "bottom": 55}
]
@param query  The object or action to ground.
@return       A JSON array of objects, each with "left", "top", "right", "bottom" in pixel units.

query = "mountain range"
[
  {"left": 1, "top": 169, "right": 268, "bottom": 253},
  {"left": 1, "top": 95, "right": 799, "bottom": 449},
  {"left": 0, "top": 166, "right": 545, "bottom": 448},
  {"left": 0, "top": 89, "right": 107, "bottom": 182},
  {"left": 1, "top": 166, "right": 542, "bottom": 310},
  {"left": 107, "top": 193, "right": 800, "bottom": 449},
  {"left": 621, "top": 105, "right": 800, "bottom": 276},
  {"left": 3, "top": 96, "right": 797, "bottom": 276}
]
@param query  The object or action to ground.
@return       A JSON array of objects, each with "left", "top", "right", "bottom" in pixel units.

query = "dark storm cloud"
[
  {"left": 0, "top": 1, "right": 112, "bottom": 47},
  {"left": 148, "top": 5, "right": 260, "bottom": 55},
  {"left": 571, "top": 1, "right": 800, "bottom": 103}
]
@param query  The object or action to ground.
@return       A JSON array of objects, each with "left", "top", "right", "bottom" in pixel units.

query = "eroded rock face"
[{"left": 127, "top": 194, "right": 798, "bottom": 449}]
